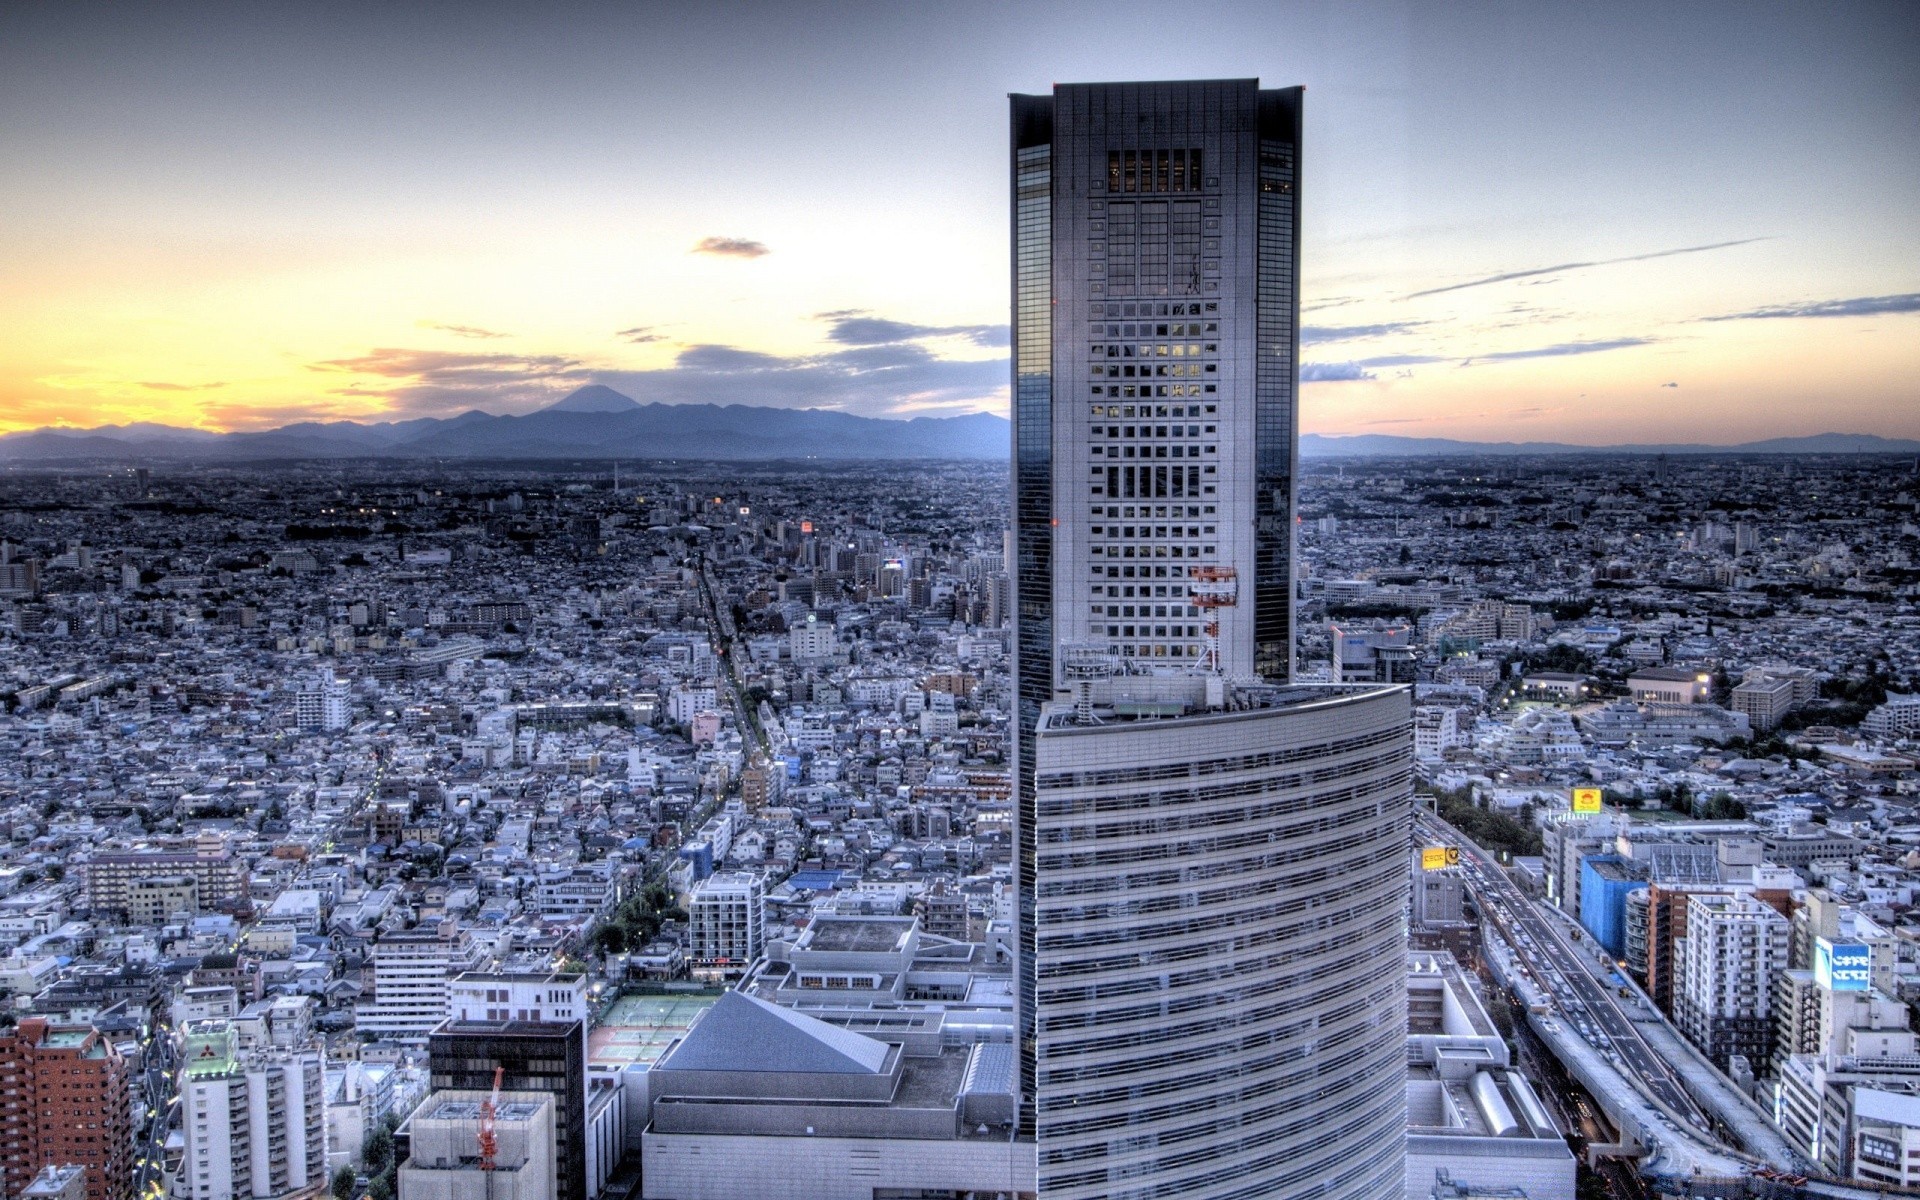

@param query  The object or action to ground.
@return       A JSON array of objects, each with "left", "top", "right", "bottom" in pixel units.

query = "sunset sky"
[{"left": 2, "top": 0, "right": 1915, "bottom": 443}]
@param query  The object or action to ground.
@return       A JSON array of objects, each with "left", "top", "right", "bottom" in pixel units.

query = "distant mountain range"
[
  {"left": 0, "top": 387, "right": 1009, "bottom": 462},
  {"left": 1, "top": 387, "right": 1915, "bottom": 462}
]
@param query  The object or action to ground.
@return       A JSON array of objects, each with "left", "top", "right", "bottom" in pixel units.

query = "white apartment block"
[
  {"left": 788, "top": 613, "right": 837, "bottom": 662},
  {"left": 181, "top": 1021, "right": 327, "bottom": 1200},
  {"left": 1414, "top": 705, "right": 1467, "bottom": 760},
  {"left": 668, "top": 685, "right": 718, "bottom": 725},
  {"left": 1676, "top": 893, "right": 1789, "bottom": 1072},
  {"left": 295, "top": 673, "right": 351, "bottom": 732},
  {"left": 446, "top": 970, "right": 588, "bottom": 1026},
  {"left": 354, "top": 922, "right": 486, "bottom": 1042},
  {"left": 1773, "top": 968, "right": 1912, "bottom": 1067},
  {"left": 86, "top": 832, "right": 247, "bottom": 917},
  {"left": 1732, "top": 675, "right": 1796, "bottom": 733},
  {"left": 1864, "top": 693, "right": 1920, "bottom": 740},
  {"left": 1776, "top": 1049, "right": 1920, "bottom": 1185},
  {"left": 535, "top": 866, "right": 616, "bottom": 921}
]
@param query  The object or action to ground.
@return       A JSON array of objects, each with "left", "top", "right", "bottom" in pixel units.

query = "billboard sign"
[
  {"left": 1571, "top": 787, "right": 1603, "bottom": 815},
  {"left": 1420, "top": 847, "right": 1460, "bottom": 871},
  {"left": 1815, "top": 938, "right": 1872, "bottom": 992}
]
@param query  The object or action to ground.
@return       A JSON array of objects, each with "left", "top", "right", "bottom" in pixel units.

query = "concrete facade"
[
  {"left": 399, "top": 1090, "right": 556, "bottom": 1200},
  {"left": 639, "top": 1131, "right": 1036, "bottom": 1200},
  {"left": 638, "top": 990, "right": 1028, "bottom": 1199}
]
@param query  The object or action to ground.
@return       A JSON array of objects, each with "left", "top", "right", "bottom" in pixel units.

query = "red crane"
[
  {"left": 477, "top": 1065, "right": 503, "bottom": 1173},
  {"left": 1187, "top": 565, "right": 1239, "bottom": 676}
]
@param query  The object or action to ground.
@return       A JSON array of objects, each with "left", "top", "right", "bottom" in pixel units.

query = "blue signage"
[{"left": 1815, "top": 938, "right": 1872, "bottom": 992}]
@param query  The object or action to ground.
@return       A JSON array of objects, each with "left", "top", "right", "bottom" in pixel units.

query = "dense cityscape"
[
  {"left": 0, "top": 441, "right": 1914, "bottom": 1199},
  {"left": 1, "top": 0, "right": 1917, "bottom": 1187}
]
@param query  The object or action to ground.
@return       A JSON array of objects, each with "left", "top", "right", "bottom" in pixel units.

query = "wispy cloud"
[
  {"left": 1355, "top": 353, "right": 1448, "bottom": 368},
  {"left": 1303, "top": 338, "right": 1648, "bottom": 381},
  {"left": 1700, "top": 292, "right": 1920, "bottom": 321},
  {"left": 1405, "top": 238, "right": 1769, "bottom": 299},
  {"left": 615, "top": 326, "right": 667, "bottom": 344},
  {"left": 692, "top": 236, "right": 769, "bottom": 259},
  {"left": 1301, "top": 362, "right": 1377, "bottom": 382},
  {"left": 40, "top": 372, "right": 230, "bottom": 399},
  {"left": 1300, "top": 321, "right": 1426, "bottom": 345},
  {"left": 311, "top": 348, "right": 582, "bottom": 381},
  {"left": 199, "top": 401, "right": 371, "bottom": 431},
  {"left": 308, "top": 348, "right": 589, "bottom": 417},
  {"left": 595, "top": 340, "right": 1004, "bottom": 417},
  {"left": 309, "top": 321, "right": 1008, "bottom": 420},
  {"left": 817, "top": 310, "right": 1008, "bottom": 349},
  {"left": 417, "top": 321, "right": 509, "bottom": 340},
  {"left": 1341, "top": 403, "right": 1565, "bottom": 430},
  {"left": 1462, "top": 337, "right": 1653, "bottom": 364}
]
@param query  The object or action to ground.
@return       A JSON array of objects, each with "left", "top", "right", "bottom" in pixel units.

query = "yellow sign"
[
  {"left": 1421, "top": 847, "right": 1459, "bottom": 871},
  {"left": 1572, "top": 787, "right": 1603, "bottom": 814}
]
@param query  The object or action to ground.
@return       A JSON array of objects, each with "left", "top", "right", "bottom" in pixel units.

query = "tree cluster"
[
  {"left": 589, "top": 881, "right": 680, "bottom": 955},
  {"left": 358, "top": 1112, "right": 400, "bottom": 1200},
  {"left": 1430, "top": 786, "right": 1543, "bottom": 859}
]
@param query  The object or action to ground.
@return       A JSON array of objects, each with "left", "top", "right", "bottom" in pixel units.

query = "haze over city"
[{"left": 3, "top": 0, "right": 1915, "bottom": 444}]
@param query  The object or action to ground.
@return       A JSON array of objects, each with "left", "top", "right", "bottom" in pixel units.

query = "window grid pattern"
[
  {"left": 1084, "top": 294, "right": 1221, "bottom": 662},
  {"left": 1054, "top": 82, "right": 1246, "bottom": 678},
  {"left": 1033, "top": 693, "right": 1412, "bottom": 1200}
]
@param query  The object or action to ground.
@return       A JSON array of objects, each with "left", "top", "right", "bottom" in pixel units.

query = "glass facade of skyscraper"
[
  {"left": 1011, "top": 79, "right": 1411, "bottom": 1199},
  {"left": 1032, "top": 688, "right": 1411, "bottom": 1199},
  {"left": 1011, "top": 99, "right": 1055, "bottom": 1127}
]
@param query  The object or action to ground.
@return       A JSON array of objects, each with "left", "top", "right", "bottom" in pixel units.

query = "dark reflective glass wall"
[
  {"left": 1254, "top": 90, "right": 1301, "bottom": 682},
  {"left": 429, "top": 1024, "right": 586, "bottom": 1200},
  {"left": 1010, "top": 95, "right": 1053, "bottom": 1134}
]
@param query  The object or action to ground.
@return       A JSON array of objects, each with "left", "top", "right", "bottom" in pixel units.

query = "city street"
[{"left": 1417, "top": 810, "right": 1713, "bottom": 1129}]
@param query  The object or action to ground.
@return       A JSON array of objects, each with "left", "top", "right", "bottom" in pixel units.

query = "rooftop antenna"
[{"left": 1061, "top": 644, "right": 1116, "bottom": 725}]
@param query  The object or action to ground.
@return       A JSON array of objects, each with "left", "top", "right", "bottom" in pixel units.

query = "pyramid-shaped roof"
[{"left": 660, "top": 990, "right": 891, "bottom": 1075}]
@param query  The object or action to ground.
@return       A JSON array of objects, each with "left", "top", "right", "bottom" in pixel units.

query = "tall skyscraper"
[
  {"left": 1012, "top": 79, "right": 1413, "bottom": 1199},
  {"left": 1013, "top": 79, "right": 1300, "bottom": 691}
]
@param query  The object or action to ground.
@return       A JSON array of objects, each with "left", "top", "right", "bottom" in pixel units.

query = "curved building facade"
[{"left": 1031, "top": 684, "right": 1412, "bottom": 1200}]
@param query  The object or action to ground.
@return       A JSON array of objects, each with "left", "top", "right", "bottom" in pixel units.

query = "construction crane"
[
  {"left": 477, "top": 1064, "right": 503, "bottom": 1190},
  {"left": 1187, "top": 565, "right": 1238, "bottom": 676}
]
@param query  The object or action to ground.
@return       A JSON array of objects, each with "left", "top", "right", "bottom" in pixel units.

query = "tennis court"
[{"left": 589, "top": 992, "right": 721, "bottom": 1069}]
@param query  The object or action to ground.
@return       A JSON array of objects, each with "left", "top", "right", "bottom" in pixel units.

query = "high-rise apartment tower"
[
  {"left": 0, "top": 1018, "right": 134, "bottom": 1200},
  {"left": 1011, "top": 79, "right": 1412, "bottom": 1200},
  {"left": 179, "top": 1020, "right": 328, "bottom": 1200}
]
